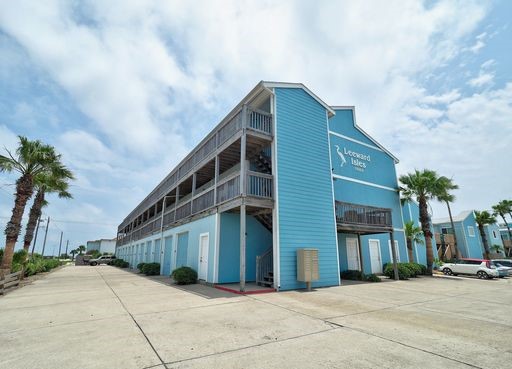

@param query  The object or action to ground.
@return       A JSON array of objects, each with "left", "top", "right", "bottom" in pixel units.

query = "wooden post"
[
  {"left": 58, "top": 231, "right": 63, "bottom": 259},
  {"left": 240, "top": 203, "right": 246, "bottom": 292},
  {"left": 240, "top": 105, "right": 247, "bottom": 196},
  {"left": 357, "top": 234, "right": 364, "bottom": 272},
  {"left": 30, "top": 215, "right": 41, "bottom": 258},
  {"left": 214, "top": 155, "right": 219, "bottom": 206},
  {"left": 390, "top": 232, "right": 399, "bottom": 281},
  {"left": 41, "top": 216, "right": 50, "bottom": 257},
  {"left": 173, "top": 186, "right": 180, "bottom": 222}
]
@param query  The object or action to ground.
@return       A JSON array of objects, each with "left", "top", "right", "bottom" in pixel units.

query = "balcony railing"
[
  {"left": 335, "top": 201, "right": 392, "bottom": 230},
  {"left": 119, "top": 106, "right": 273, "bottom": 231},
  {"left": 117, "top": 170, "right": 274, "bottom": 245}
]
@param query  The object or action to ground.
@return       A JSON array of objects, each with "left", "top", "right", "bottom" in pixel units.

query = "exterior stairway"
[
  {"left": 256, "top": 247, "right": 273, "bottom": 288},
  {"left": 254, "top": 152, "right": 272, "bottom": 174},
  {"left": 255, "top": 213, "right": 272, "bottom": 232}
]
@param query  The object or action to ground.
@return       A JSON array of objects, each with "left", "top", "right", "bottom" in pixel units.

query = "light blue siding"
[
  {"left": 401, "top": 201, "right": 429, "bottom": 265},
  {"left": 275, "top": 88, "right": 339, "bottom": 290},
  {"left": 217, "top": 213, "right": 272, "bottom": 283},
  {"left": 328, "top": 109, "right": 377, "bottom": 147}
]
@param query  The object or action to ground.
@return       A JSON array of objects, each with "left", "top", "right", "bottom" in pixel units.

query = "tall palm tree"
[
  {"left": 404, "top": 220, "right": 423, "bottom": 262},
  {"left": 436, "top": 177, "right": 459, "bottom": 258},
  {"left": 492, "top": 200, "right": 512, "bottom": 256},
  {"left": 23, "top": 167, "right": 74, "bottom": 257},
  {"left": 400, "top": 169, "right": 446, "bottom": 274},
  {"left": 0, "top": 136, "right": 62, "bottom": 272},
  {"left": 70, "top": 249, "right": 77, "bottom": 261},
  {"left": 474, "top": 211, "right": 496, "bottom": 259},
  {"left": 77, "top": 245, "right": 86, "bottom": 255}
]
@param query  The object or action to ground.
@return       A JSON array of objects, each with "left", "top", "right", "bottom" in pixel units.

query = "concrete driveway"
[{"left": 1, "top": 266, "right": 511, "bottom": 369}]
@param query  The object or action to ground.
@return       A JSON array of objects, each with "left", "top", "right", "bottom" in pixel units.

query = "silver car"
[
  {"left": 493, "top": 259, "right": 512, "bottom": 276},
  {"left": 88, "top": 255, "right": 116, "bottom": 266},
  {"left": 442, "top": 258, "right": 507, "bottom": 279}
]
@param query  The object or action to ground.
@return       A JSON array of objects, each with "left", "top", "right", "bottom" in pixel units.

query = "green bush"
[
  {"left": 364, "top": 273, "right": 381, "bottom": 282},
  {"left": 171, "top": 266, "right": 197, "bottom": 285},
  {"left": 136, "top": 262, "right": 146, "bottom": 272},
  {"left": 141, "top": 263, "right": 160, "bottom": 276},
  {"left": 340, "top": 269, "right": 364, "bottom": 281},
  {"left": 112, "top": 259, "right": 130, "bottom": 268},
  {"left": 384, "top": 263, "right": 413, "bottom": 280},
  {"left": 24, "top": 258, "right": 61, "bottom": 276}
]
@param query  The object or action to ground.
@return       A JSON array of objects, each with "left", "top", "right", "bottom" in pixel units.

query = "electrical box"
[{"left": 297, "top": 248, "right": 319, "bottom": 283}]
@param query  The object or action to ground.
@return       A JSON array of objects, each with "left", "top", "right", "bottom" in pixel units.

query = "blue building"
[
  {"left": 432, "top": 211, "right": 504, "bottom": 259},
  {"left": 116, "top": 82, "right": 408, "bottom": 291}
]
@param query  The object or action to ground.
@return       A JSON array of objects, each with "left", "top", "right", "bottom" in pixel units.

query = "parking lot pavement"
[{"left": 1, "top": 266, "right": 511, "bottom": 369}]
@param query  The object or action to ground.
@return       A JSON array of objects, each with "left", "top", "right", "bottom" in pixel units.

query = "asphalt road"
[{"left": 1, "top": 265, "right": 511, "bottom": 369}]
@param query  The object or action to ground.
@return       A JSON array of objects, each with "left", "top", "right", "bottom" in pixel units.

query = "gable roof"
[
  {"left": 330, "top": 106, "right": 399, "bottom": 163},
  {"left": 432, "top": 210, "right": 474, "bottom": 225}
]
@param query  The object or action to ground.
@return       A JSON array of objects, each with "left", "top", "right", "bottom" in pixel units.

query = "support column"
[
  {"left": 390, "top": 232, "right": 399, "bottom": 281},
  {"left": 214, "top": 155, "right": 219, "bottom": 206},
  {"left": 240, "top": 203, "right": 246, "bottom": 292},
  {"left": 240, "top": 104, "right": 247, "bottom": 196},
  {"left": 357, "top": 234, "right": 364, "bottom": 273},
  {"left": 173, "top": 186, "right": 180, "bottom": 222}
]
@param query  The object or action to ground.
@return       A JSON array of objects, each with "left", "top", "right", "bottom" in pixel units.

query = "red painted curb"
[{"left": 214, "top": 285, "right": 276, "bottom": 295}]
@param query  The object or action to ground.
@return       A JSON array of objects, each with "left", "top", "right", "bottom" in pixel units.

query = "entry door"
[
  {"left": 198, "top": 233, "right": 209, "bottom": 281},
  {"left": 176, "top": 232, "right": 189, "bottom": 268},
  {"left": 162, "top": 236, "right": 173, "bottom": 276},
  {"left": 346, "top": 238, "right": 361, "bottom": 271},
  {"left": 154, "top": 239, "right": 161, "bottom": 263},
  {"left": 369, "top": 240, "right": 382, "bottom": 274}
]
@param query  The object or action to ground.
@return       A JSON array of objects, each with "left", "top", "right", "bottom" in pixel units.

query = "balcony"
[{"left": 335, "top": 201, "right": 393, "bottom": 234}]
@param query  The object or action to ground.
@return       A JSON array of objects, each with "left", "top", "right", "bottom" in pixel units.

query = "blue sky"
[{"left": 0, "top": 0, "right": 511, "bottom": 254}]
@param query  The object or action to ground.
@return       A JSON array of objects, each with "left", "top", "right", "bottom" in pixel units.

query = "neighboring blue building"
[
  {"left": 115, "top": 82, "right": 411, "bottom": 292},
  {"left": 432, "top": 211, "right": 504, "bottom": 259}
]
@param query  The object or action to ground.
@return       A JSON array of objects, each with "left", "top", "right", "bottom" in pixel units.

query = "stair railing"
[{"left": 256, "top": 247, "right": 273, "bottom": 286}]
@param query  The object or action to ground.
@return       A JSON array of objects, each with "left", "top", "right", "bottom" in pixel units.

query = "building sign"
[{"left": 335, "top": 145, "right": 371, "bottom": 172}]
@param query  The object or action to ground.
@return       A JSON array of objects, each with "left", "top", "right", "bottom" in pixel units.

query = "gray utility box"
[{"left": 297, "top": 248, "right": 319, "bottom": 289}]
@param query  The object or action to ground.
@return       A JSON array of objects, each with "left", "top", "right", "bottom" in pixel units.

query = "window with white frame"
[{"left": 467, "top": 226, "right": 475, "bottom": 237}]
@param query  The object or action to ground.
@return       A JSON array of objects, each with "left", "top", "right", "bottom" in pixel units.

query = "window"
[
  {"left": 467, "top": 226, "right": 475, "bottom": 237},
  {"left": 441, "top": 227, "right": 453, "bottom": 235}
]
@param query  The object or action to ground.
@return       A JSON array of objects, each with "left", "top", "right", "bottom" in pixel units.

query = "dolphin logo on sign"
[{"left": 335, "top": 145, "right": 347, "bottom": 167}]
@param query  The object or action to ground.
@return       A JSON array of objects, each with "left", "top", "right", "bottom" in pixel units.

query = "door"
[
  {"left": 369, "top": 239, "right": 382, "bottom": 274},
  {"left": 162, "top": 236, "right": 173, "bottom": 276},
  {"left": 198, "top": 233, "right": 209, "bottom": 281},
  {"left": 176, "top": 232, "right": 189, "bottom": 268},
  {"left": 154, "top": 239, "right": 161, "bottom": 263},
  {"left": 346, "top": 238, "right": 361, "bottom": 271}
]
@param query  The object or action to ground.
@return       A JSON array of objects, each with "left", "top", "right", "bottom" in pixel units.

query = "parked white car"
[{"left": 442, "top": 258, "right": 508, "bottom": 279}]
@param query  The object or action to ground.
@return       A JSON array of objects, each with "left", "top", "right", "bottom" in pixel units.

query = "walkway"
[{"left": 1, "top": 266, "right": 511, "bottom": 369}]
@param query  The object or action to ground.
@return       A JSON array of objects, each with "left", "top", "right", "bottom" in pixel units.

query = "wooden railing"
[
  {"left": 247, "top": 171, "right": 273, "bottom": 198},
  {"left": 256, "top": 247, "right": 273, "bottom": 287},
  {"left": 119, "top": 107, "right": 274, "bottom": 232},
  {"left": 335, "top": 201, "right": 392, "bottom": 229}
]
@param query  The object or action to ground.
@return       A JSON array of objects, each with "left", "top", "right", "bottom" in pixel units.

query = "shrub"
[
  {"left": 364, "top": 273, "right": 381, "bottom": 282},
  {"left": 141, "top": 263, "right": 160, "bottom": 276},
  {"left": 340, "top": 269, "right": 364, "bottom": 281},
  {"left": 171, "top": 266, "right": 197, "bottom": 285},
  {"left": 384, "top": 263, "right": 413, "bottom": 280},
  {"left": 137, "top": 262, "right": 146, "bottom": 272},
  {"left": 121, "top": 261, "right": 129, "bottom": 268},
  {"left": 112, "top": 259, "right": 130, "bottom": 268}
]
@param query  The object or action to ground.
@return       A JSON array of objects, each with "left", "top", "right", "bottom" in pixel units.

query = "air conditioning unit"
[{"left": 297, "top": 248, "right": 319, "bottom": 290}]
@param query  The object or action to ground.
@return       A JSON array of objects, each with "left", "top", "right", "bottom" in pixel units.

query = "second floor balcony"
[{"left": 335, "top": 201, "right": 393, "bottom": 234}]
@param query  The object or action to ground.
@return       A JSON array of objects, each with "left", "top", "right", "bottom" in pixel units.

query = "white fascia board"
[
  {"left": 262, "top": 81, "right": 336, "bottom": 117},
  {"left": 330, "top": 105, "right": 399, "bottom": 164}
]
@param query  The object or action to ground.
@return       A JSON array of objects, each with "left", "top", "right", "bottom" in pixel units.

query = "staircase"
[
  {"left": 254, "top": 152, "right": 272, "bottom": 174},
  {"left": 256, "top": 247, "right": 273, "bottom": 287},
  {"left": 255, "top": 212, "right": 272, "bottom": 232}
]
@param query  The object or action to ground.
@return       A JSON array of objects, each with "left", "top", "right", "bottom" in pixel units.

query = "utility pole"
[
  {"left": 58, "top": 231, "right": 63, "bottom": 259},
  {"left": 65, "top": 240, "right": 69, "bottom": 257},
  {"left": 31, "top": 216, "right": 42, "bottom": 257},
  {"left": 41, "top": 216, "right": 50, "bottom": 257}
]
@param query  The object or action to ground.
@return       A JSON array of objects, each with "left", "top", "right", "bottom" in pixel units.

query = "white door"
[
  {"left": 369, "top": 240, "right": 382, "bottom": 274},
  {"left": 388, "top": 240, "right": 400, "bottom": 262},
  {"left": 346, "top": 238, "right": 361, "bottom": 271},
  {"left": 198, "top": 233, "right": 209, "bottom": 281}
]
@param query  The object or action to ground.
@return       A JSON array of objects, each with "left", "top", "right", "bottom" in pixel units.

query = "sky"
[{"left": 0, "top": 0, "right": 511, "bottom": 255}]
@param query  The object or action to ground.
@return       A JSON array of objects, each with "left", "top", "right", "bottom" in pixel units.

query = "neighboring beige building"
[{"left": 86, "top": 238, "right": 116, "bottom": 254}]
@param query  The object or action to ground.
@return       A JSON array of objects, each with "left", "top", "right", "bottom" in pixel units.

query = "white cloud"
[
  {"left": 468, "top": 72, "right": 495, "bottom": 87},
  {"left": 481, "top": 59, "right": 496, "bottom": 69},
  {"left": 2, "top": 0, "right": 507, "bottom": 245}
]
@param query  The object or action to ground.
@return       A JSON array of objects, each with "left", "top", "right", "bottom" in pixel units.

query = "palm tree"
[
  {"left": 474, "top": 211, "right": 496, "bottom": 259},
  {"left": 23, "top": 167, "right": 74, "bottom": 257},
  {"left": 77, "top": 245, "right": 86, "bottom": 255},
  {"left": 0, "top": 136, "right": 62, "bottom": 272},
  {"left": 400, "top": 169, "right": 446, "bottom": 274},
  {"left": 70, "top": 249, "right": 77, "bottom": 261},
  {"left": 436, "top": 177, "right": 459, "bottom": 258},
  {"left": 492, "top": 200, "right": 512, "bottom": 256},
  {"left": 404, "top": 220, "right": 423, "bottom": 262}
]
